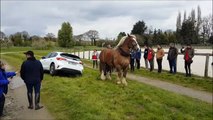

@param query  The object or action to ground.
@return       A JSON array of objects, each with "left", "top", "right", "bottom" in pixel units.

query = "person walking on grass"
[
  {"left": 167, "top": 43, "right": 178, "bottom": 74},
  {"left": 20, "top": 51, "right": 44, "bottom": 110},
  {"left": 92, "top": 49, "right": 99, "bottom": 69},
  {"left": 130, "top": 50, "right": 136, "bottom": 72},
  {"left": 135, "top": 48, "right": 141, "bottom": 69},
  {"left": 0, "top": 61, "right": 17, "bottom": 117},
  {"left": 181, "top": 44, "right": 194, "bottom": 77},
  {"left": 143, "top": 45, "right": 149, "bottom": 69},
  {"left": 147, "top": 46, "right": 155, "bottom": 72},
  {"left": 156, "top": 45, "right": 165, "bottom": 73}
]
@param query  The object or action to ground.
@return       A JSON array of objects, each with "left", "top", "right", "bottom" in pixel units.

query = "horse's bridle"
[{"left": 118, "top": 37, "right": 138, "bottom": 57}]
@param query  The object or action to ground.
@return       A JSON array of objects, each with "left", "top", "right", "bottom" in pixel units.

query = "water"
[{"left": 74, "top": 49, "right": 213, "bottom": 77}]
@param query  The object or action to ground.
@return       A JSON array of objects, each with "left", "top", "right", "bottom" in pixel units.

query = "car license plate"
[{"left": 68, "top": 61, "right": 76, "bottom": 65}]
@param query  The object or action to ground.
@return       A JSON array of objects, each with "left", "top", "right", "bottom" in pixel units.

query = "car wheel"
[{"left": 50, "top": 63, "right": 56, "bottom": 76}]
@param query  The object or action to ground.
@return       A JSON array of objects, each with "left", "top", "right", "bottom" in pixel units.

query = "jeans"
[
  {"left": 185, "top": 60, "right": 192, "bottom": 76},
  {"left": 157, "top": 59, "right": 162, "bottom": 73},
  {"left": 26, "top": 83, "right": 41, "bottom": 94},
  {"left": 149, "top": 60, "right": 154, "bottom": 71},
  {"left": 136, "top": 59, "right": 140, "bottom": 69},
  {"left": 0, "top": 95, "right": 5, "bottom": 116},
  {"left": 130, "top": 59, "right": 135, "bottom": 71},
  {"left": 168, "top": 59, "right": 176, "bottom": 73},
  {"left": 144, "top": 58, "right": 148, "bottom": 69},
  {"left": 93, "top": 60, "right": 98, "bottom": 68}
]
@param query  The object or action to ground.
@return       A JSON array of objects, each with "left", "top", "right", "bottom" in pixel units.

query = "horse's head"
[{"left": 126, "top": 34, "right": 140, "bottom": 51}]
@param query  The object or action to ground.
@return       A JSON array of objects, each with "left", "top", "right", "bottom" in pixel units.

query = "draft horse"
[{"left": 99, "top": 34, "right": 139, "bottom": 86}]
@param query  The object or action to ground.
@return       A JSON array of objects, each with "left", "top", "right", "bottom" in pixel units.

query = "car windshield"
[{"left": 60, "top": 53, "right": 81, "bottom": 61}]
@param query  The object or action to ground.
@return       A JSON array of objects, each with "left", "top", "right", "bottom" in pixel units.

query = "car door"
[
  {"left": 46, "top": 52, "right": 58, "bottom": 70},
  {"left": 41, "top": 53, "right": 52, "bottom": 70}
]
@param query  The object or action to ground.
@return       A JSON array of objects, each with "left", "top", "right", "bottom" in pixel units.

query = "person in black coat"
[
  {"left": 143, "top": 45, "right": 149, "bottom": 69},
  {"left": 167, "top": 43, "right": 178, "bottom": 74},
  {"left": 20, "top": 51, "right": 44, "bottom": 110}
]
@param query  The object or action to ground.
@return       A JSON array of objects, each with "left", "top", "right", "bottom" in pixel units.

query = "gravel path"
[
  {"left": 127, "top": 73, "right": 212, "bottom": 104},
  {"left": 1, "top": 61, "right": 54, "bottom": 120}
]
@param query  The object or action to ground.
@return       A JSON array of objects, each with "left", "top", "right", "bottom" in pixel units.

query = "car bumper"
[{"left": 57, "top": 68, "right": 83, "bottom": 74}]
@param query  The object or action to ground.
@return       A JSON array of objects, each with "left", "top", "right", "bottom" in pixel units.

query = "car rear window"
[{"left": 60, "top": 53, "right": 81, "bottom": 61}]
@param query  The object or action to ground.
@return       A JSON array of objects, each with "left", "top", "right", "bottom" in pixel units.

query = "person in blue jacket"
[
  {"left": 0, "top": 61, "right": 16, "bottom": 117},
  {"left": 20, "top": 51, "right": 44, "bottom": 110},
  {"left": 135, "top": 48, "right": 141, "bottom": 69},
  {"left": 130, "top": 50, "right": 136, "bottom": 72}
]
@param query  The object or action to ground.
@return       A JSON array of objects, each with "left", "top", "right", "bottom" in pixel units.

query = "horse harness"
[{"left": 118, "top": 47, "right": 130, "bottom": 57}]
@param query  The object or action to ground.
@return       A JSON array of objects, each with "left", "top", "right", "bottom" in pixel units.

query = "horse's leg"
[
  {"left": 100, "top": 63, "right": 106, "bottom": 80},
  {"left": 122, "top": 67, "right": 128, "bottom": 86},
  {"left": 116, "top": 67, "right": 122, "bottom": 84},
  {"left": 106, "top": 65, "right": 112, "bottom": 80}
]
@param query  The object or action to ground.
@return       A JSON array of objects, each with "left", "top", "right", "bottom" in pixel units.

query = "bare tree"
[
  {"left": 183, "top": 10, "right": 187, "bottom": 22},
  {"left": 196, "top": 5, "right": 202, "bottom": 35},
  {"left": 190, "top": 9, "right": 196, "bottom": 23},
  {"left": 85, "top": 30, "right": 99, "bottom": 45},
  {"left": 0, "top": 31, "right": 6, "bottom": 40},
  {"left": 176, "top": 11, "right": 182, "bottom": 30},
  {"left": 46, "top": 33, "right": 56, "bottom": 41},
  {"left": 201, "top": 14, "right": 213, "bottom": 43},
  {"left": 21, "top": 31, "right": 30, "bottom": 41}
]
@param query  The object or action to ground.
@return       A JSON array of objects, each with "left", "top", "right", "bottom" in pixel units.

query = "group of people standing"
[
  {"left": 131, "top": 43, "right": 195, "bottom": 77},
  {"left": 131, "top": 44, "right": 165, "bottom": 73},
  {"left": 0, "top": 51, "right": 44, "bottom": 117}
]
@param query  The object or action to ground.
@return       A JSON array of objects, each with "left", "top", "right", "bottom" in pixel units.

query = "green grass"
[
  {"left": 1, "top": 52, "right": 212, "bottom": 120},
  {"left": 82, "top": 59, "right": 213, "bottom": 92},
  {"left": 41, "top": 68, "right": 212, "bottom": 120},
  {"left": 133, "top": 69, "right": 213, "bottom": 92},
  {"left": 0, "top": 46, "right": 33, "bottom": 53}
]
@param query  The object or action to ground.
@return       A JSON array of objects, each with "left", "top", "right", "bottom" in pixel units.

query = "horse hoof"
[
  {"left": 122, "top": 78, "right": 128, "bottom": 86},
  {"left": 106, "top": 75, "right": 112, "bottom": 80},
  {"left": 117, "top": 81, "right": 121, "bottom": 84},
  {"left": 101, "top": 73, "right": 106, "bottom": 80},
  {"left": 101, "top": 76, "right": 106, "bottom": 80},
  {"left": 123, "top": 82, "right": 128, "bottom": 86}
]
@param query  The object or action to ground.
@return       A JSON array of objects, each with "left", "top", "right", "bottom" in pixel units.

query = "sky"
[{"left": 1, "top": 0, "right": 212, "bottom": 39}]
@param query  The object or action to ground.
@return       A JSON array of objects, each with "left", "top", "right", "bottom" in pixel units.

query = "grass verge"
[
  {"left": 82, "top": 59, "right": 213, "bottom": 92},
  {"left": 1, "top": 53, "right": 212, "bottom": 120}
]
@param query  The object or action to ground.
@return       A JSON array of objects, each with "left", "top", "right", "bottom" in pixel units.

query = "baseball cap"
[{"left": 24, "top": 51, "right": 34, "bottom": 57}]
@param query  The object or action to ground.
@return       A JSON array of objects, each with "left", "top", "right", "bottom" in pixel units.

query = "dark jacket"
[
  {"left": 20, "top": 57, "right": 44, "bottom": 84},
  {"left": 167, "top": 47, "right": 178, "bottom": 60},
  {"left": 130, "top": 51, "right": 136, "bottom": 59},
  {"left": 143, "top": 48, "right": 149, "bottom": 59},
  {"left": 135, "top": 49, "right": 141, "bottom": 60},
  {"left": 0, "top": 69, "right": 16, "bottom": 97},
  {"left": 181, "top": 47, "right": 194, "bottom": 60}
]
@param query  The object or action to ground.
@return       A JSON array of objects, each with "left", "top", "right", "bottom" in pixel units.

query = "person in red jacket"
[
  {"left": 92, "top": 49, "right": 99, "bottom": 68},
  {"left": 181, "top": 44, "right": 194, "bottom": 77},
  {"left": 147, "top": 46, "right": 155, "bottom": 72}
]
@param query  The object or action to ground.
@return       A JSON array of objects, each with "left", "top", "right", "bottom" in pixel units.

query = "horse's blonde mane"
[{"left": 115, "top": 35, "right": 136, "bottom": 48}]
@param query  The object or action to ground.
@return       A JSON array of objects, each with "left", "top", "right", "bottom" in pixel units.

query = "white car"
[{"left": 40, "top": 52, "right": 84, "bottom": 76}]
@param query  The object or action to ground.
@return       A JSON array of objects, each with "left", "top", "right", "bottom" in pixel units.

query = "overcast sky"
[{"left": 1, "top": 0, "right": 212, "bottom": 38}]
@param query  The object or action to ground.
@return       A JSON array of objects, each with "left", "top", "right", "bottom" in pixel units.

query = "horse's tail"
[{"left": 99, "top": 50, "right": 104, "bottom": 73}]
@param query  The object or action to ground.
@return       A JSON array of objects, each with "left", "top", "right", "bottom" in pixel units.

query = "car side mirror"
[{"left": 41, "top": 56, "right": 46, "bottom": 59}]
